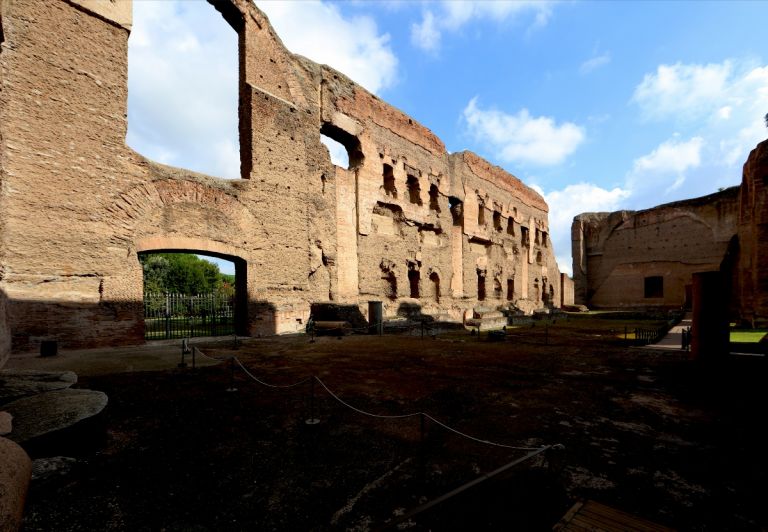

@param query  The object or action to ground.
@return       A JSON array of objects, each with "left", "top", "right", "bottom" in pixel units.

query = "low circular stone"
[
  {"left": 0, "top": 412, "right": 12, "bottom": 436},
  {"left": 0, "top": 370, "right": 78, "bottom": 403},
  {"left": 4, "top": 389, "right": 108, "bottom": 443},
  {"left": 0, "top": 436, "right": 32, "bottom": 530}
]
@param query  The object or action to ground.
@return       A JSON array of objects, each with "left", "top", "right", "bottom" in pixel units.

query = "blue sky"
[{"left": 127, "top": 0, "right": 768, "bottom": 276}]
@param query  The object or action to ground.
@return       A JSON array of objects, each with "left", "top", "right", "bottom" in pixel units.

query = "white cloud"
[
  {"left": 537, "top": 183, "right": 630, "bottom": 276},
  {"left": 411, "top": 1, "right": 554, "bottom": 52},
  {"left": 128, "top": 1, "right": 239, "bottom": 179},
  {"left": 623, "top": 136, "right": 704, "bottom": 207},
  {"left": 257, "top": 1, "right": 397, "bottom": 94},
  {"left": 632, "top": 62, "right": 732, "bottom": 121},
  {"left": 410, "top": 11, "right": 440, "bottom": 52},
  {"left": 462, "top": 98, "right": 586, "bottom": 166},
  {"left": 579, "top": 52, "right": 611, "bottom": 75},
  {"left": 630, "top": 59, "right": 768, "bottom": 200}
]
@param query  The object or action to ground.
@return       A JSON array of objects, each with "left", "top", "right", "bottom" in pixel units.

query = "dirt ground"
[{"left": 13, "top": 317, "right": 768, "bottom": 531}]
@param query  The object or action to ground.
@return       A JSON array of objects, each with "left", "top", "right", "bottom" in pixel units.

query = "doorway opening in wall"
[
  {"left": 507, "top": 278, "right": 514, "bottom": 301},
  {"left": 477, "top": 271, "right": 486, "bottom": 301},
  {"left": 139, "top": 251, "right": 247, "bottom": 340},
  {"left": 408, "top": 268, "right": 421, "bottom": 298},
  {"left": 127, "top": 1, "right": 240, "bottom": 179},
  {"left": 429, "top": 272, "right": 440, "bottom": 303}
]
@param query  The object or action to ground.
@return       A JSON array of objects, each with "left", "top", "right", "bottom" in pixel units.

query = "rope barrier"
[
  {"left": 192, "top": 346, "right": 549, "bottom": 452},
  {"left": 315, "top": 376, "right": 541, "bottom": 451},
  {"left": 313, "top": 376, "right": 421, "bottom": 420},
  {"left": 234, "top": 357, "right": 311, "bottom": 389}
]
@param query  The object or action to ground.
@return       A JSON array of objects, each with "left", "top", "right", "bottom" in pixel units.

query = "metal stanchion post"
[
  {"left": 226, "top": 357, "right": 238, "bottom": 392},
  {"left": 178, "top": 338, "right": 188, "bottom": 369},
  {"left": 306, "top": 378, "right": 320, "bottom": 425}
]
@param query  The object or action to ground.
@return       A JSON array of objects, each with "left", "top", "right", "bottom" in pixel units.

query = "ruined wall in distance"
[{"left": 572, "top": 187, "right": 740, "bottom": 309}]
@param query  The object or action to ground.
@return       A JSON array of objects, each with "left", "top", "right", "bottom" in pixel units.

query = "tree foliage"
[{"left": 140, "top": 253, "right": 234, "bottom": 295}]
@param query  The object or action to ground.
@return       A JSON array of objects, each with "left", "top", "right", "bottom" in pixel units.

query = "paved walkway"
[
  {"left": 639, "top": 312, "right": 691, "bottom": 352},
  {"left": 5, "top": 336, "right": 234, "bottom": 377}
]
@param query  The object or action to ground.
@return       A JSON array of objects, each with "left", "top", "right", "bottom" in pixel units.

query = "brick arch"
[
  {"left": 135, "top": 236, "right": 245, "bottom": 262},
  {"left": 106, "top": 177, "right": 262, "bottom": 247}
]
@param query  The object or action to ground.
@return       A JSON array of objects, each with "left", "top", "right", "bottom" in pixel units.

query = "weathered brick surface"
[
  {"left": 737, "top": 139, "right": 768, "bottom": 326},
  {"left": 0, "top": 1, "right": 567, "bottom": 360},
  {"left": 572, "top": 188, "right": 742, "bottom": 309}
]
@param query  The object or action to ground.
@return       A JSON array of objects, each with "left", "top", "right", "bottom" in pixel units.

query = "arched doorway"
[{"left": 136, "top": 238, "right": 248, "bottom": 339}]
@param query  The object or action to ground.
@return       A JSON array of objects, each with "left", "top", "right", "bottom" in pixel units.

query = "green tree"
[{"left": 139, "top": 253, "right": 232, "bottom": 295}]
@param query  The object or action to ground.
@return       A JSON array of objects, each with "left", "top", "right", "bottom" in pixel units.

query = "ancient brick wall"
[
  {"left": 737, "top": 139, "right": 768, "bottom": 326},
  {"left": 0, "top": 0, "right": 564, "bottom": 356},
  {"left": 572, "top": 188, "right": 740, "bottom": 309}
]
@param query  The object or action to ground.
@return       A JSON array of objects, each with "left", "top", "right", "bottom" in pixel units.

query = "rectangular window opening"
[{"left": 644, "top": 276, "right": 663, "bottom": 298}]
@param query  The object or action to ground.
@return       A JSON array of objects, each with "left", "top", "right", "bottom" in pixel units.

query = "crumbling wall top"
[
  {"left": 66, "top": 0, "right": 132, "bottom": 31},
  {"left": 457, "top": 151, "right": 548, "bottom": 212}
]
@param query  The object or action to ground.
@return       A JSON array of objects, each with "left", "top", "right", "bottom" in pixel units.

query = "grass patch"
[{"left": 730, "top": 329, "right": 768, "bottom": 343}]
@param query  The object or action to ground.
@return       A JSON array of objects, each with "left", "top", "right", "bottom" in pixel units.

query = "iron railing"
[{"left": 143, "top": 292, "right": 235, "bottom": 340}]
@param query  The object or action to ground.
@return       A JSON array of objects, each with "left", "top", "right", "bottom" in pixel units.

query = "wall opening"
[
  {"left": 406, "top": 174, "right": 422, "bottom": 205},
  {"left": 644, "top": 276, "right": 664, "bottom": 298},
  {"left": 320, "top": 123, "right": 363, "bottom": 170},
  {"left": 382, "top": 271, "right": 398, "bottom": 300},
  {"left": 536, "top": 251, "right": 543, "bottom": 265},
  {"left": 507, "top": 218, "right": 515, "bottom": 235},
  {"left": 449, "top": 198, "right": 464, "bottom": 227},
  {"left": 507, "top": 278, "right": 515, "bottom": 301},
  {"left": 321, "top": 134, "right": 349, "bottom": 168},
  {"left": 383, "top": 164, "right": 397, "bottom": 198},
  {"left": 493, "top": 211, "right": 503, "bottom": 232},
  {"left": 138, "top": 251, "right": 246, "bottom": 339},
  {"left": 535, "top": 228, "right": 540, "bottom": 245},
  {"left": 521, "top": 226, "right": 530, "bottom": 247},
  {"left": 429, "top": 184, "right": 440, "bottom": 211},
  {"left": 477, "top": 200, "right": 485, "bottom": 226},
  {"left": 542, "top": 231, "right": 548, "bottom": 247},
  {"left": 128, "top": 2, "right": 240, "bottom": 179},
  {"left": 408, "top": 267, "right": 420, "bottom": 298},
  {"left": 429, "top": 272, "right": 440, "bottom": 303},
  {"left": 477, "top": 271, "right": 486, "bottom": 301},
  {"left": 534, "top": 278, "right": 540, "bottom": 302}
]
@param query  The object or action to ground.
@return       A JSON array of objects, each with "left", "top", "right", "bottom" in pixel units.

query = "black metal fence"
[
  {"left": 634, "top": 326, "right": 667, "bottom": 345},
  {"left": 144, "top": 293, "right": 235, "bottom": 340}
]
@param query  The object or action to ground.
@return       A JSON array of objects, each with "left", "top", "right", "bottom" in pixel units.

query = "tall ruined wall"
[
  {"left": 0, "top": 0, "right": 561, "bottom": 355},
  {"left": 572, "top": 187, "right": 740, "bottom": 309},
  {"left": 737, "top": 139, "right": 768, "bottom": 326}
]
